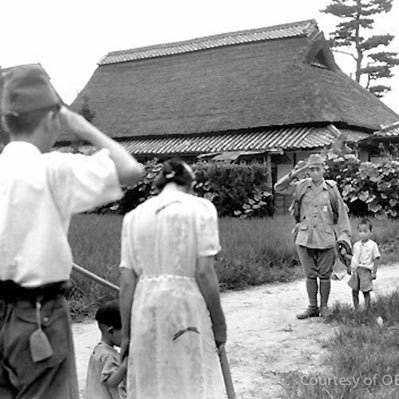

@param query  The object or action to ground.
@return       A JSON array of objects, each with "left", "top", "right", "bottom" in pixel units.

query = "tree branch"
[{"left": 331, "top": 49, "right": 357, "bottom": 61}]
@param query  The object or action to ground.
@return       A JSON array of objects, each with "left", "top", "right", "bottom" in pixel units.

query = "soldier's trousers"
[
  {"left": 296, "top": 246, "right": 335, "bottom": 279},
  {"left": 296, "top": 246, "right": 336, "bottom": 309}
]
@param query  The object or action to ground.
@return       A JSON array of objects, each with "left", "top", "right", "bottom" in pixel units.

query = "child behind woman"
[
  {"left": 347, "top": 219, "right": 381, "bottom": 310},
  {"left": 86, "top": 300, "right": 127, "bottom": 399}
]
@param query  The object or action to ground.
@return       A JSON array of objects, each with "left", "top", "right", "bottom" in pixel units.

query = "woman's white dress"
[{"left": 120, "top": 187, "right": 225, "bottom": 399}]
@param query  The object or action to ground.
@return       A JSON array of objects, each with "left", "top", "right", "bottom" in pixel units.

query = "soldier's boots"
[
  {"left": 296, "top": 307, "right": 320, "bottom": 319},
  {"left": 296, "top": 306, "right": 333, "bottom": 321}
]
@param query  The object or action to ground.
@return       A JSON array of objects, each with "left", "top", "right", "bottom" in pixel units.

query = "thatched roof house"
[{"left": 61, "top": 18, "right": 397, "bottom": 168}]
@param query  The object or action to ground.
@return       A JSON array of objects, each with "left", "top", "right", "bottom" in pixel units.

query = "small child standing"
[
  {"left": 86, "top": 301, "right": 127, "bottom": 399},
  {"left": 347, "top": 219, "right": 381, "bottom": 310}
]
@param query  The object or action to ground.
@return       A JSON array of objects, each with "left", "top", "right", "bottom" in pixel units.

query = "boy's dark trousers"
[{"left": 0, "top": 281, "right": 79, "bottom": 399}]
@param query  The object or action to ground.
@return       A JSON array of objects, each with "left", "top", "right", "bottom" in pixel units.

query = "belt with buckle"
[{"left": 0, "top": 280, "right": 70, "bottom": 303}]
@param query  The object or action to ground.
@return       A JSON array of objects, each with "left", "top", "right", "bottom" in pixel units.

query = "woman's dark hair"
[
  {"left": 154, "top": 157, "right": 195, "bottom": 190},
  {"left": 95, "top": 300, "right": 122, "bottom": 329}
]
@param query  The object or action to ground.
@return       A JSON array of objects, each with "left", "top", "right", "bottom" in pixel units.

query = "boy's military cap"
[{"left": 1, "top": 64, "right": 63, "bottom": 116}]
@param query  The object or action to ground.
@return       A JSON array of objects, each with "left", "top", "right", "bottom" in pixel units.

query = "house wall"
[
  {"left": 357, "top": 145, "right": 390, "bottom": 164},
  {"left": 370, "top": 156, "right": 389, "bottom": 164},
  {"left": 358, "top": 149, "right": 369, "bottom": 162},
  {"left": 277, "top": 163, "right": 292, "bottom": 180}
]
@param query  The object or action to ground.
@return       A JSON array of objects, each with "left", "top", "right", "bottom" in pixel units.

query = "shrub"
[
  {"left": 194, "top": 162, "right": 273, "bottom": 218},
  {"left": 324, "top": 151, "right": 399, "bottom": 218},
  {"left": 93, "top": 160, "right": 274, "bottom": 218}
]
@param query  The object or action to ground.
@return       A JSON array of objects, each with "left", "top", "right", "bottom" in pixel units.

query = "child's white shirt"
[
  {"left": 351, "top": 239, "right": 380, "bottom": 270},
  {"left": 86, "top": 342, "right": 126, "bottom": 399}
]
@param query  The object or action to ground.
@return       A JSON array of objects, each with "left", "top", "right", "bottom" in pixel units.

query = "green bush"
[
  {"left": 94, "top": 160, "right": 274, "bottom": 218},
  {"left": 324, "top": 152, "right": 399, "bottom": 218},
  {"left": 194, "top": 162, "right": 273, "bottom": 217}
]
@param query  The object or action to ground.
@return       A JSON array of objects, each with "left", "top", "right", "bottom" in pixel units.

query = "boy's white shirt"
[
  {"left": 350, "top": 239, "right": 381, "bottom": 271},
  {"left": 0, "top": 141, "right": 123, "bottom": 287}
]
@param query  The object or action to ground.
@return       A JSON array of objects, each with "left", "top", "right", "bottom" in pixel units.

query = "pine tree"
[{"left": 322, "top": 0, "right": 399, "bottom": 97}]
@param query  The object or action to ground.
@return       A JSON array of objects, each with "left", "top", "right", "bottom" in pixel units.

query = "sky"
[{"left": 1, "top": 0, "right": 399, "bottom": 114}]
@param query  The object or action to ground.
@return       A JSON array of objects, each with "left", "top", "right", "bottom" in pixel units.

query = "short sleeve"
[
  {"left": 196, "top": 199, "right": 221, "bottom": 257},
  {"left": 100, "top": 352, "right": 119, "bottom": 383},
  {"left": 119, "top": 213, "right": 136, "bottom": 272},
  {"left": 45, "top": 149, "right": 123, "bottom": 215},
  {"left": 373, "top": 242, "right": 381, "bottom": 259}
]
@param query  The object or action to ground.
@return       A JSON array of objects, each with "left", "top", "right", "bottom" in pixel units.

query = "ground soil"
[{"left": 73, "top": 263, "right": 399, "bottom": 399}]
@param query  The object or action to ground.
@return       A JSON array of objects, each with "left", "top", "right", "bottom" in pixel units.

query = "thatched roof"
[{"left": 63, "top": 19, "right": 398, "bottom": 145}]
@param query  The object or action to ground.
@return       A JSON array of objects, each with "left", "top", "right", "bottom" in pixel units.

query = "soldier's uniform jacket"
[{"left": 274, "top": 177, "right": 351, "bottom": 250}]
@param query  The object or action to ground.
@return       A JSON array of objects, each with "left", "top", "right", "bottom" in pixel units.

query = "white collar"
[{"left": 3, "top": 141, "right": 41, "bottom": 155}]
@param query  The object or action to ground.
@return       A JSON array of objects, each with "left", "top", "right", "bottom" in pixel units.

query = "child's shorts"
[{"left": 347, "top": 267, "right": 373, "bottom": 292}]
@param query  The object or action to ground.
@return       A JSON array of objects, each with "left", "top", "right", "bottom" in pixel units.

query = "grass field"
[
  {"left": 282, "top": 291, "right": 399, "bottom": 399},
  {"left": 68, "top": 213, "right": 399, "bottom": 318},
  {"left": 68, "top": 214, "right": 302, "bottom": 316}
]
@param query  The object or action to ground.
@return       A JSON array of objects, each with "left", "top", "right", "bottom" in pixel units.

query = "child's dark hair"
[
  {"left": 154, "top": 157, "right": 195, "bottom": 190},
  {"left": 358, "top": 218, "right": 372, "bottom": 231},
  {"left": 95, "top": 300, "right": 122, "bottom": 329}
]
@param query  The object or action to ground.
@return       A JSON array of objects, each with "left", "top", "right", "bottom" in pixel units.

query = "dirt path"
[{"left": 73, "top": 263, "right": 399, "bottom": 399}]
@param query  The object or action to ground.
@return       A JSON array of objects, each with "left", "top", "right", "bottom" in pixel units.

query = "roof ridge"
[
  {"left": 106, "top": 19, "right": 317, "bottom": 56},
  {"left": 99, "top": 19, "right": 318, "bottom": 65}
]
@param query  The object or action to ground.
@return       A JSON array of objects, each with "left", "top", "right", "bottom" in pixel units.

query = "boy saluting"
[
  {"left": 274, "top": 154, "right": 351, "bottom": 320},
  {"left": 0, "top": 64, "right": 143, "bottom": 399}
]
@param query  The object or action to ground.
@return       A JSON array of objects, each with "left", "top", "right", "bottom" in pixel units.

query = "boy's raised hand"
[{"left": 58, "top": 106, "right": 97, "bottom": 141}]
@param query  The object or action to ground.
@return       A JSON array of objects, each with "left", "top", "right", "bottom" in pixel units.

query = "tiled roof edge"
[{"left": 379, "top": 120, "right": 399, "bottom": 132}]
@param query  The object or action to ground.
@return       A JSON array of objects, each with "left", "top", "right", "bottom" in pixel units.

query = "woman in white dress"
[{"left": 119, "top": 158, "right": 226, "bottom": 399}]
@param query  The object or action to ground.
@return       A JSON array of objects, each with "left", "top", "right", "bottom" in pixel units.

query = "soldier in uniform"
[{"left": 274, "top": 154, "right": 351, "bottom": 319}]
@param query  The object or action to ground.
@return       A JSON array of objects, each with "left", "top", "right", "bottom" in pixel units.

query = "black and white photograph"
[{"left": 1, "top": 1, "right": 399, "bottom": 398}]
